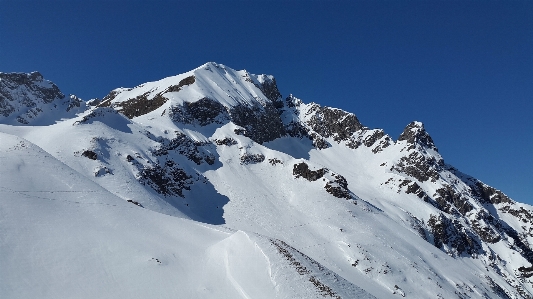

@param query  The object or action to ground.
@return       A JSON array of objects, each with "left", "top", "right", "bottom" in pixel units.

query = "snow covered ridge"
[{"left": 1, "top": 62, "right": 533, "bottom": 298}]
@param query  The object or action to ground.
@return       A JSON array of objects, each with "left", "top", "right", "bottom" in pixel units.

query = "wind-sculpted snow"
[{"left": 2, "top": 62, "right": 533, "bottom": 298}]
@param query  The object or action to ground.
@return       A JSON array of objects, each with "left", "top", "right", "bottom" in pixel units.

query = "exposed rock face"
[
  {"left": 427, "top": 213, "right": 482, "bottom": 256},
  {"left": 125, "top": 152, "right": 194, "bottom": 198},
  {"left": 293, "top": 162, "right": 353, "bottom": 199},
  {"left": 280, "top": 95, "right": 368, "bottom": 150},
  {"left": 398, "top": 121, "right": 438, "bottom": 151},
  {"left": 324, "top": 173, "right": 352, "bottom": 199},
  {"left": 66, "top": 95, "right": 84, "bottom": 112},
  {"left": 99, "top": 76, "right": 196, "bottom": 119},
  {"left": 240, "top": 153, "right": 265, "bottom": 164},
  {"left": 470, "top": 210, "right": 502, "bottom": 244},
  {"left": 391, "top": 151, "right": 442, "bottom": 182},
  {"left": 345, "top": 129, "right": 392, "bottom": 153},
  {"left": 170, "top": 97, "right": 229, "bottom": 126},
  {"left": 433, "top": 185, "right": 473, "bottom": 215},
  {"left": 304, "top": 105, "right": 364, "bottom": 143},
  {"left": 166, "top": 76, "right": 195, "bottom": 93},
  {"left": 0, "top": 72, "right": 85, "bottom": 124},
  {"left": 293, "top": 162, "right": 328, "bottom": 181},
  {"left": 214, "top": 137, "right": 237, "bottom": 146},
  {"left": 256, "top": 76, "right": 282, "bottom": 104},
  {"left": 229, "top": 102, "right": 285, "bottom": 144},
  {"left": 398, "top": 179, "right": 431, "bottom": 201},
  {"left": 137, "top": 160, "right": 193, "bottom": 198},
  {"left": 117, "top": 92, "right": 168, "bottom": 119},
  {"left": 471, "top": 181, "right": 512, "bottom": 205},
  {"left": 81, "top": 150, "right": 98, "bottom": 160},
  {"left": 151, "top": 131, "right": 215, "bottom": 166},
  {"left": 0, "top": 72, "right": 64, "bottom": 110}
]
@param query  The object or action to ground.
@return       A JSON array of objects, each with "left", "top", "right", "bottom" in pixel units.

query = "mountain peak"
[{"left": 398, "top": 121, "right": 438, "bottom": 151}]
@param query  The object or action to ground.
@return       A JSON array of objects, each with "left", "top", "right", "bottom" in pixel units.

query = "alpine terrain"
[{"left": 1, "top": 63, "right": 532, "bottom": 298}]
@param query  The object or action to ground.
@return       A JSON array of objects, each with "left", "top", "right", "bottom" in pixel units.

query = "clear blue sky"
[{"left": 1, "top": 1, "right": 532, "bottom": 204}]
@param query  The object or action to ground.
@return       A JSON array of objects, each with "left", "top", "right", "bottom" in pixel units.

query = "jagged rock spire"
[{"left": 398, "top": 121, "right": 438, "bottom": 151}]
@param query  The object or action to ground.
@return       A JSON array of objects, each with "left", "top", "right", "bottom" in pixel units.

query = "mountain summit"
[{"left": 0, "top": 62, "right": 531, "bottom": 298}]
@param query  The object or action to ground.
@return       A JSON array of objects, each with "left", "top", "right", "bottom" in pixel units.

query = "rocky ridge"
[
  {"left": 0, "top": 71, "right": 86, "bottom": 125},
  {"left": 1, "top": 63, "right": 532, "bottom": 298}
]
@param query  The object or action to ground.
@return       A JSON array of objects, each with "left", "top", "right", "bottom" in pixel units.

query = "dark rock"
[
  {"left": 305, "top": 105, "right": 363, "bottom": 143},
  {"left": 293, "top": 162, "right": 327, "bottom": 181},
  {"left": 309, "top": 132, "right": 330, "bottom": 149},
  {"left": 470, "top": 210, "right": 501, "bottom": 243},
  {"left": 65, "top": 95, "right": 83, "bottom": 112},
  {"left": 496, "top": 210, "right": 533, "bottom": 264},
  {"left": 138, "top": 163, "right": 192, "bottom": 197},
  {"left": 170, "top": 97, "right": 229, "bottom": 126},
  {"left": 214, "top": 137, "right": 237, "bottom": 146},
  {"left": 86, "top": 98, "right": 101, "bottom": 106},
  {"left": 117, "top": 92, "right": 168, "bottom": 119},
  {"left": 234, "top": 128, "right": 246, "bottom": 136},
  {"left": 346, "top": 137, "right": 363, "bottom": 150},
  {"left": 165, "top": 76, "right": 195, "bottom": 93},
  {"left": 240, "top": 153, "right": 265, "bottom": 164},
  {"left": 271, "top": 239, "right": 311, "bottom": 275},
  {"left": 0, "top": 72, "right": 64, "bottom": 105},
  {"left": 471, "top": 182, "right": 512, "bottom": 205},
  {"left": 81, "top": 150, "right": 98, "bottom": 160},
  {"left": 229, "top": 102, "right": 285, "bottom": 144},
  {"left": 398, "top": 121, "right": 438, "bottom": 151},
  {"left": 268, "top": 158, "right": 283, "bottom": 166},
  {"left": 309, "top": 276, "right": 339, "bottom": 298},
  {"left": 400, "top": 180, "right": 431, "bottom": 201},
  {"left": 391, "top": 152, "right": 441, "bottom": 182},
  {"left": 151, "top": 131, "right": 215, "bottom": 165},
  {"left": 485, "top": 276, "right": 512, "bottom": 299},
  {"left": 97, "top": 90, "right": 119, "bottom": 108},
  {"left": 127, "top": 199, "right": 144, "bottom": 208},
  {"left": 434, "top": 185, "right": 473, "bottom": 215},
  {"left": 518, "top": 265, "right": 533, "bottom": 278},
  {"left": 284, "top": 120, "right": 310, "bottom": 139},
  {"left": 364, "top": 129, "right": 385, "bottom": 147},
  {"left": 325, "top": 173, "right": 352, "bottom": 199},
  {"left": 0, "top": 72, "right": 66, "bottom": 121},
  {"left": 99, "top": 76, "right": 195, "bottom": 120},
  {"left": 285, "top": 94, "right": 301, "bottom": 108},
  {"left": 500, "top": 206, "right": 533, "bottom": 225},
  {"left": 427, "top": 213, "right": 482, "bottom": 256},
  {"left": 256, "top": 76, "right": 282, "bottom": 104}
]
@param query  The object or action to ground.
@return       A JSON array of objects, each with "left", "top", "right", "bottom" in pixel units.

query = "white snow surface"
[{"left": 1, "top": 62, "right": 532, "bottom": 298}]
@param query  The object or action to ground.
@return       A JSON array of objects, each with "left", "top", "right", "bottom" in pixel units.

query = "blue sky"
[{"left": 1, "top": 1, "right": 532, "bottom": 204}]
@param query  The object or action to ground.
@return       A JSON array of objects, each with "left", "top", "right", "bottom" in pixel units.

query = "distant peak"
[
  {"left": 0, "top": 71, "right": 44, "bottom": 84},
  {"left": 398, "top": 121, "right": 438, "bottom": 151},
  {"left": 29, "top": 71, "right": 43, "bottom": 81},
  {"left": 200, "top": 61, "right": 226, "bottom": 70}
]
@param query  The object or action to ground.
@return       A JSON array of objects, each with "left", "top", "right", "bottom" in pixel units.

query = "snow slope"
[
  {"left": 0, "top": 131, "right": 374, "bottom": 299},
  {"left": 1, "top": 63, "right": 532, "bottom": 298}
]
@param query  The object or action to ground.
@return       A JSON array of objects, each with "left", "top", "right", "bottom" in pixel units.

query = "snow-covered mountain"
[{"left": 1, "top": 62, "right": 532, "bottom": 298}]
